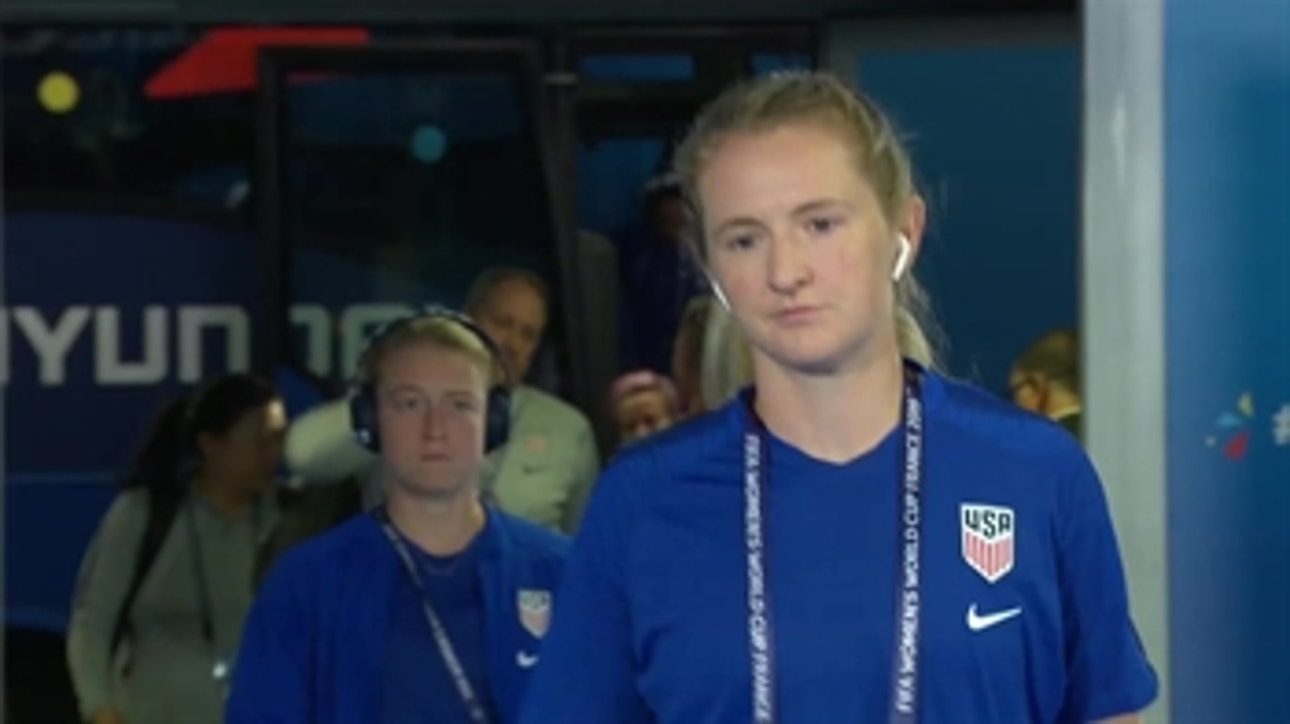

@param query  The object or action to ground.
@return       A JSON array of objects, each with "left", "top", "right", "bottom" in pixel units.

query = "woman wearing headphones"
[
  {"left": 68, "top": 374, "right": 286, "bottom": 724},
  {"left": 227, "top": 310, "right": 569, "bottom": 724},
  {"left": 520, "top": 72, "right": 1157, "bottom": 724}
]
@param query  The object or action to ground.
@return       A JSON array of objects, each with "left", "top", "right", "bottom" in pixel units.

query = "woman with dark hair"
[
  {"left": 117, "top": 394, "right": 195, "bottom": 491},
  {"left": 68, "top": 373, "right": 287, "bottom": 724}
]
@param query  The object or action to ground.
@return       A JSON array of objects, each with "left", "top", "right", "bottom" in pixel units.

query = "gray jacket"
[{"left": 67, "top": 490, "right": 278, "bottom": 724}]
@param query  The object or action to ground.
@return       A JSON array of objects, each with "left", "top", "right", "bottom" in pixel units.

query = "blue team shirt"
[
  {"left": 519, "top": 369, "right": 1158, "bottom": 723},
  {"left": 383, "top": 525, "right": 499, "bottom": 724},
  {"left": 227, "top": 509, "right": 569, "bottom": 724}
]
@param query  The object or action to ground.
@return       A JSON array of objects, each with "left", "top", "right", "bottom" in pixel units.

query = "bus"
[{"left": 2, "top": 2, "right": 1079, "bottom": 717}]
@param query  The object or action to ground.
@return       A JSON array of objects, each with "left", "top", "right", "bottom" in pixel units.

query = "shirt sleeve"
[
  {"left": 560, "top": 416, "right": 602, "bottom": 535},
  {"left": 226, "top": 551, "right": 316, "bottom": 724},
  {"left": 519, "top": 457, "right": 651, "bottom": 724},
  {"left": 66, "top": 491, "right": 148, "bottom": 721},
  {"left": 284, "top": 398, "right": 377, "bottom": 485},
  {"left": 1054, "top": 450, "right": 1160, "bottom": 722}
]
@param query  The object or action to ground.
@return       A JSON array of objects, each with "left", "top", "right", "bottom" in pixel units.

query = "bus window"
[
  {"left": 579, "top": 54, "right": 694, "bottom": 81},
  {"left": 260, "top": 48, "right": 576, "bottom": 397}
]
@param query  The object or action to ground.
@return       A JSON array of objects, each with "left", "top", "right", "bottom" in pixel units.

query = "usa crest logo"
[
  {"left": 518, "top": 589, "right": 552, "bottom": 639},
  {"left": 961, "top": 503, "right": 1015, "bottom": 584}
]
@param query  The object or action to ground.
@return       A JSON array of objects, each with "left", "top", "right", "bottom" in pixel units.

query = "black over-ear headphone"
[{"left": 348, "top": 306, "right": 512, "bottom": 454}]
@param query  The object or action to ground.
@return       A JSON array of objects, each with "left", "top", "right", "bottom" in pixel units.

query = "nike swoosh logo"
[
  {"left": 516, "top": 651, "right": 539, "bottom": 669},
  {"left": 966, "top": 603, "right": 1022, "bottom": 632}
]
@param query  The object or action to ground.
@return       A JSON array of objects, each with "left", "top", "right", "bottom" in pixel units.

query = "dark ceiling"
[{"left": 4, "top": 0, "right": 1075, "bottom": 24}]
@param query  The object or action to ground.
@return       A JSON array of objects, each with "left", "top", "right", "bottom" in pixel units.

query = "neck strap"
[
  {"left": 375, "top": 508, "right": 491, "bottom": 724},
  {"left": 742, "top": 362, "right": 926, "bottom": 723}
]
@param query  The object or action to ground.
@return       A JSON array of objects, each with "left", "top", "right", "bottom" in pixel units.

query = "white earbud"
[
  {"left": 708, "top": 276, "right": 731, "bottom": 311},
  {"left": 892, "top": 234, "right": 912, "bottom": 282}
]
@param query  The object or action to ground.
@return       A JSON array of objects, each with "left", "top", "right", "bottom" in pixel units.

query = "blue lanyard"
[{"left": 743, "top": 363, "right": 926, "bottom": 724}]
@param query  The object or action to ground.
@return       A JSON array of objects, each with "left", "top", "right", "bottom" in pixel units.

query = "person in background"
[
  {"left": 609, "top": 370, "right": 681, "bottom": 449},
  {"left": 1010, "top": 328, "right": 1083, "bottom": 441},
  {"left": 280, "top": 268, "right": 600, "bottom": 537},
  {"left": 258, "top": 393, "right": 373, "bottom": 587},
  {"left": 68, "top": 374, "right": 285, "bottom": 724},
  {"left": 463, "top": 268, "right": 602, "bottom": 531},
  {"left": 227, "top": 311, "right": 568, "bottom": 724},
  {"left": 521, "top": 71, "right": 1155, "bottom": 724},
  {"left": 619, "top": 173, "right": 710, "bottom": 375}
]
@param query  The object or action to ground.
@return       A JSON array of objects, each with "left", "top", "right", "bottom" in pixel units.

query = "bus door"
[{"left": 253, "top": 41, "right": 598, "bottom": 430}]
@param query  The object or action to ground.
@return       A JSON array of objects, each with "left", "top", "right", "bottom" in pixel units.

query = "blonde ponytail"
[{"left": 895, "top": 275, "right": 941, "bottom": 371}]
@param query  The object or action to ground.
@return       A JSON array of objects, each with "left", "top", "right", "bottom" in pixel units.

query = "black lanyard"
[
  {"left": 743, "top": 363, "right": 925, "bottom": 724},
  {"left": 183, "top": 497, "right": 262, "bottom": 683},
  {"left": 376, "top": 509, "right": 491, "bottom": 724}
]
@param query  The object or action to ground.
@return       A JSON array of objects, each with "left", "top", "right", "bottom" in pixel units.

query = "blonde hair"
[
  {"left": 672, "top": 296, "right": 712, "bottom": 383},
  {"left": 358, "top": 316, "right": 500, "bottom": 390},
  {"left": 676, "top": 295, "right": 712, "bottom": 349},
  {"left": 673, "top": 70, "right": 941, "bottom": 370},
  {"left": 700, "top": 300, "right": 755, "bottom": 409}
]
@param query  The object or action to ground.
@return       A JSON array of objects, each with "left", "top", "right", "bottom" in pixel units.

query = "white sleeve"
[
  {"left": 67, "top": 492, "right": 149, "bottom": 720},
  {"left": 284, "top": 399, "right": 378, "bottom": 485}
]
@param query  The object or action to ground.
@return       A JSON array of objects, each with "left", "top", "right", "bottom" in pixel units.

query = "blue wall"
[
  {"left": 3, "top": 211, "right": 259, "bottom": 629},
  {"left": 855, "top": 44, "right": 1081, "bottom": 393},
  {"left": 1, "top": 210, "right": 459, "bottom": 629},
  {"left": 1163, "top": 1, "right": 1290, "bottom": 721}
]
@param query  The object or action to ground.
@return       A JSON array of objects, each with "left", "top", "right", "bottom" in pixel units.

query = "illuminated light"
[
  {"left": 38, "top": 71, "right": 80, "bottom": 114},
  {"left": 410, "top": 125, "right": 448, "bottom": 164}
]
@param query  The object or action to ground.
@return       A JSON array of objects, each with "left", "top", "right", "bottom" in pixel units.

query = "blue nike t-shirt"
[
  {"left": 519, "top": 370, "right": 1159, "bottom": 724},
  {"left": 383, "top": 525, "right": 499, "bottom": 724}
]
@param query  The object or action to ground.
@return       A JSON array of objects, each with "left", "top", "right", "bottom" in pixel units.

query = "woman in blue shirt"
[
  {"left": 228, "top": 310, "right": 568, "bottom": 724},
  {"left": 520, "top": 71, "right": 1157, "bottom": 724}
]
